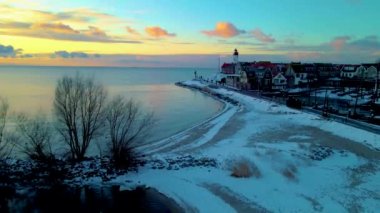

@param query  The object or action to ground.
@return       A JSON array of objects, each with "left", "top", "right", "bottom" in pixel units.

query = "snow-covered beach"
[
  {"left": 3, "top": 79, "right": 379, "bottom": 212},
  {"left": 116, "top": 80, "right": 380, "bottom": 212}
]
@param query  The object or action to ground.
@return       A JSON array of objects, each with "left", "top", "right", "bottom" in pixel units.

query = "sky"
[{"left": 0, "top": 0, "right": 379, "bottom": 67}]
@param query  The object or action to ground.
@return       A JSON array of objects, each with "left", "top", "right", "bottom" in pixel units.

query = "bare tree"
[
  {"left": 0, "top": 97, "right": 10, "bottom": 158},
  {"left": 54, "top": 75, "right": 107, "bottom": 161},
  {"left": 105, "top": 96, "right": 154, "bottom": 168},
  {"left": 15, "top": 113, "right": 54, "bottom": 162}
]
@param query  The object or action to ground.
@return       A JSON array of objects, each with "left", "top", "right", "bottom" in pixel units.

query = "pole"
[
  {"left": 314, "top": 87, "right": 317, "bottom": 107},
  {"left": 218, "top": 56, "right": 221, "bottom": 73},
  {"left": 353, "top": 72, "right": 363, "bottom": 116},
  {"left": 375, "top": 67, "right": 379, "bottom": 101},
  {"left": 323, "top": 87, "right": 328, "bottom": 117}
]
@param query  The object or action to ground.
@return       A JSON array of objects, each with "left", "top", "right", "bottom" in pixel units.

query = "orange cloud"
[
  {"left": 145, "top": 26, "right": 176, "bottom": 38},
  {"left": 126, "top": 26, "right": 139, "bottom": 35},
  {"left": 202, "top": 22, "right": 243, "bottom": 38},
  {"left": 251, "top": 28, "right": 275, "bottom": 43}
]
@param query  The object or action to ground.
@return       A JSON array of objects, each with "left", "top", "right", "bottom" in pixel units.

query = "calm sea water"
[{"left": 0, "top": 66, "right": 223, "bottom": 143}]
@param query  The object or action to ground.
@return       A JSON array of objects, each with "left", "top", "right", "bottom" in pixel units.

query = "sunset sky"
[{"left": 0, "top": 0, "right": 379, "bottom": 67}]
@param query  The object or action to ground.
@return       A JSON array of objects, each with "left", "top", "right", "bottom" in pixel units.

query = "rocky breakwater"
[{"left": 175, "top": 81, "right": 239, "bottom": 106}]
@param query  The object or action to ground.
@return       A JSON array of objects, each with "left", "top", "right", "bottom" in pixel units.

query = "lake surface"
[{"left": 0, "top": 66, "right": 223, "bottom": 143}]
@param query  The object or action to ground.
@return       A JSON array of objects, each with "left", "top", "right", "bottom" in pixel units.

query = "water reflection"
[{"left": 0, "top": 66, "right": 223, "bottom": 142}]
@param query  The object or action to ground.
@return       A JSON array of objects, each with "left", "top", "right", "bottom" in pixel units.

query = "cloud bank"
[
  {"left": 0, "top": 21, "right": 140, "bottom": 43},
  {"left": 0, "top": 44, "right": 22, "bottom": 57},
  {"left": 52, "top": 51, "right": 92, "bottom": 58}
]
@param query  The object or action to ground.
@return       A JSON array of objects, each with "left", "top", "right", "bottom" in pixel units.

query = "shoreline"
[
  {"left": 2, "top": 79, "right": 380, "bottom": 212},
  {"left": 116, "top": 81, "right": 228, "bottom": 146},
  {"left": 136, "top": 81, "right": 238, "bottom": 155}
]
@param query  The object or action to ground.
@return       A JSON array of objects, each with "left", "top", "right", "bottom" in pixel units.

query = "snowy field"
[{"left": 112, "top": 80, "right": 380, "bottom": 212}]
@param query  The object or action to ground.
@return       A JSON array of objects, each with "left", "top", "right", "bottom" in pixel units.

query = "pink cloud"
[
  {"left": 126, "top": 26, "right": 139, "bottom": 35},
  {"left": 330, "top": 36, "right": 351, "bottom": 51},
  {"left": 145, "top": 26, "right": 175, "bottom": 38},
  {"left": 202, "top": 22, "right": 244, "bottom": 38},
  {"left": 251, "top": 28, "right": 275, "bottom": 43}
]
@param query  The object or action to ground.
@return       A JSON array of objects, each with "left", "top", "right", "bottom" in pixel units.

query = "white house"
[
  {"left": 285, "top": 63, "right": 315, "bottom": 87},
  {"left": 272, "top": 73, "right": 287, "bottom": 90},
  {"left": 362, "top": 64, "right": 379, "bottom": 80},
  {"left": 341, "top": 64, "right": 379, "bottom": 80},
  {"left": 340, "top": 65, "right": 359, "bottom": 78}
]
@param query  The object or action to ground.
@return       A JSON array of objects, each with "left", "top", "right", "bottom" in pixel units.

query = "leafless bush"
[
  {"left": 105, "top": 96, "right": 154, "bottom": 168},
  {"left": 54, "top": 75, "right": 107, "bottom": 161},
  {"left": 281, "top": 164, "right": 298, "bottom": 181},
  {"left": 0, "top": 97, "right": 10, "bottom": 158},
  {"left": 15, "top": 113, "right": 54, "bottom": 162},
  {"left": 229, "top": 158, "right": 261, "bottom": 178}
]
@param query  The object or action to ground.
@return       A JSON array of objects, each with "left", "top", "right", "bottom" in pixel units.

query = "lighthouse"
[{"left": 233, "top": 48, "right": 239, "bottom": 63}]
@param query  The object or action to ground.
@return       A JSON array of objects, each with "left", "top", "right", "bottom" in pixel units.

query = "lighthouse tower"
[{"left": 233, "top": 49, "right": 239, "bottom": 63}]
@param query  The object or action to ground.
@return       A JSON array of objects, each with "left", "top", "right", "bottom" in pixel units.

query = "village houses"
[{"left": 218, "top": 49, "right": 379, "bottom": 96}]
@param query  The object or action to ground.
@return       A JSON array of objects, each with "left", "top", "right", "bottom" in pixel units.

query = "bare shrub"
[
  {"left": 281, "top": 164, "right": 298, "bottom": 181},
  {"left": 54, "top": 75, "right": 107, "bottom": 161},
  {"left": 230, "top": 158, "right": 261, "bottom": 178},
  {"left": 298, "top": 143, "right": 308, "bottom": 150},
  {"left": 0, "top": 97, "right": 10, "bottom": 158},
  {"left": 15, "top": 113, "right": 54, "bottom": 162},
  {"left": 105, "top": 96, "right": 154, "bottom": 168}
]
